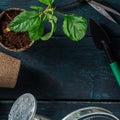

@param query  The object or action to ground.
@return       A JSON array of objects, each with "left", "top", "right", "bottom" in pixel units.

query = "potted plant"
[
  {"left": 0, "top": 0, "right": 87, "bottom": 52},
  {"left": 0, "top": 8, "right": 34, "bottom": 52}
]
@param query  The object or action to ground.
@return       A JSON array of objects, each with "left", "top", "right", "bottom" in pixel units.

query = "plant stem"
[{"left": 5, "top": 12, "right": 12, "bottom": 20}]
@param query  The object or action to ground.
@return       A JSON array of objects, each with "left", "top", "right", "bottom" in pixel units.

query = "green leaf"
[
  {"left": 28, "top": 21, "right": 44, "bottom": 41},
  {"left": 63, "top": 14, "right": 87, "bottom": 41},
  {"left": 41, "top": 20, "right": 56, "bottom": 41},
  {"left": 30, "top": 6, "right": 43, "bottom": 12},
  {"left": 8, "top": 11, "right": 40, "bottom": 32},
  {"left": 39, "top": 0, "right": 54, "bottom": 6}
]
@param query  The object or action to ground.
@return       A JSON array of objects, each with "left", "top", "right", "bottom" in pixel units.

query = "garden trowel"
[{"left": 90, "top": 19, "right": 120, "bottom": 86}]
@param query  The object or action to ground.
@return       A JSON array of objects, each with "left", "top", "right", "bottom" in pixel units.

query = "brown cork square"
[{"left": 0, "top": 52, "right": 21, "bottom": 88}]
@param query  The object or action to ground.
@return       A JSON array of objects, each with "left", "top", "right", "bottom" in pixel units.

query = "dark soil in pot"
[{"left": 0, "top": 8, "right": 34, "bottom": 52}]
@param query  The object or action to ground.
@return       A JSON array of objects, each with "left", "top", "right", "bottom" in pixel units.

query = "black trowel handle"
[
  {"left": 101, "top": 40, "right": 115, "bottom": 63},
  {"left": 102, "top": 40, "right": 120, "bottom": 86}
]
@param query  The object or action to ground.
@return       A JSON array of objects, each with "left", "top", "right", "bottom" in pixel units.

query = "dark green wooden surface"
[
  {"left": 0, "top": 0, "right": 120, "bottom": 119},
  {"left": 0, "top": 37, "right": 119, "bottom": 100}
]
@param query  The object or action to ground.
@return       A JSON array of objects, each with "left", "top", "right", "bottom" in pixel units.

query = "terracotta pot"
[{"left": 0, "top": 8, "right": 34, "bottom": 52}]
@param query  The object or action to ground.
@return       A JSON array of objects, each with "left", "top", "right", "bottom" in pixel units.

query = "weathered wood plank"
[
  {"left": 0, "top": 1, "right": 120, "bottom": 119},
  {"left": 0, "top": 37, "right": 119, "bottom": 100},
  {"left": 0, "top": 101, "right": 120, "bottom": 120},
  {"left": 0, "top": 0, "right": 120, "bottom": 36}
]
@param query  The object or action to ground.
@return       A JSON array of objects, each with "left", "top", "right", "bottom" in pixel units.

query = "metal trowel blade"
[{"left": 90, "top": 19, "right": 111, "bottom": 49}]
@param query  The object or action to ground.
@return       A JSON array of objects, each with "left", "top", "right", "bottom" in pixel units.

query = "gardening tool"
[
  {"left": 58, "top": 0, "right": 120, "bottom": 24},
  {"left": 85, "top": 0, "right": 120, "bottom": 24},
  {"left": 90, "top": 19, "right": 120, "bottom": 86},
  {"left": 8, "top": 93, "right": 50, "bottom": 120}
]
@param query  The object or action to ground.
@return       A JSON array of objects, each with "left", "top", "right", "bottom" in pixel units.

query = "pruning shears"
[
  {"left": 84, "top": 0, "right": 120, "bottom": 24},
  {"left": 58, "top": 0, "right": 120, "bottom": 24}
]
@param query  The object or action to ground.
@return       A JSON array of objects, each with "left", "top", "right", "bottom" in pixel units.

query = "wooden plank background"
[
  {"left": 0, "top": 0, "right": 120, "bottom": 119},
  {"left": 0, "top": 101, "right": 120, "bottom": 120}
]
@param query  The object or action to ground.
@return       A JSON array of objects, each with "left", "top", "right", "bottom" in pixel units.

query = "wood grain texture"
[
  {"left": 0, "top": 0, "right": 120, "bottom": 119},
  {"left": 0, "top": 101, "right": 120, "bottom": 120},
  {"left": 0, "top": 37, "right": 119, "bottom": 100}
]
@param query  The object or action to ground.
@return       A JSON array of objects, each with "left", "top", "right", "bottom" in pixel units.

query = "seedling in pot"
[
  {"left": 7, "top": 0, "right": 87, "bottom": 42},
  {"left": 0, "top": 8, "right": 34, "bottom": 52}
]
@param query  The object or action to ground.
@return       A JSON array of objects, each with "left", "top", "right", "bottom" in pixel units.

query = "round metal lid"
[{"left": 8, "top": 93, "right": 37, "bottom": 120}]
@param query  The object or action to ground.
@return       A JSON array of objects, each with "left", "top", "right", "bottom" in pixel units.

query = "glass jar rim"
[{"left": 62, "top": 107, "right": 119, "bottom": 120}]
